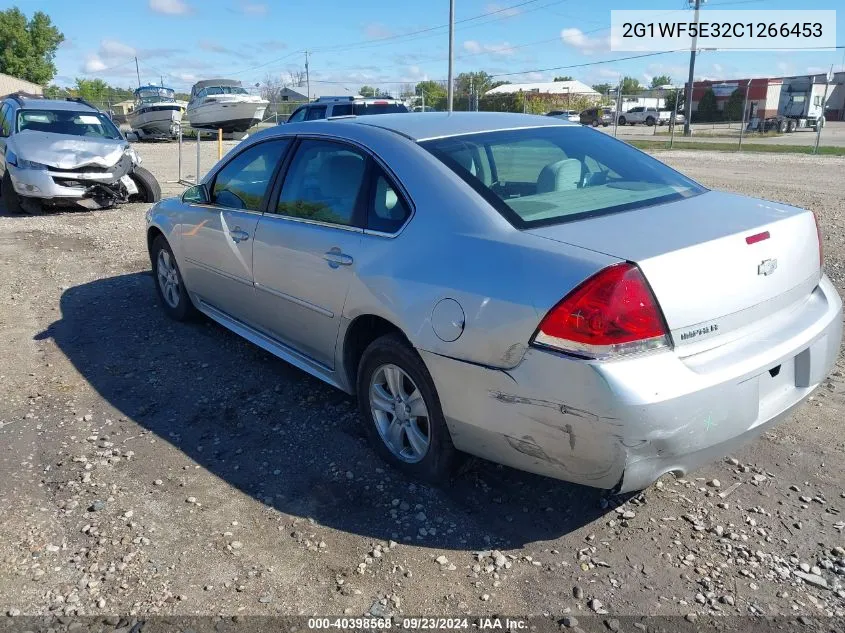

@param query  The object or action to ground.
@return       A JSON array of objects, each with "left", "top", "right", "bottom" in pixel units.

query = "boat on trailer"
[
  {"left": 187, "top": 79, "right": 268, "bottom": 133},
  {"left": 127, "top": 85, "right": 183, "bottom": 139}
]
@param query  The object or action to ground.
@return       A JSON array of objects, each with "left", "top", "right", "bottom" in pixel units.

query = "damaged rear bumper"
[{"left": 420, "top": 275, "right": 842, "bottom": 492}]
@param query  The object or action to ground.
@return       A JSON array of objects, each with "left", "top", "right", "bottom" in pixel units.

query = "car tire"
[
  {"left": 150, "top": 235, "right": 197, "bottom": 321},
  {"left": 1, "top": 172, "right": 24, "bottom": 214},
  {"left": 618, "top": 116, "right": 627, "bottom": 126},
  {"left": 646, "top": 116, "right": 655, "bottom": 126},
  {"left": 129, "top": 166, "right": 162, "bottom": 203},
  {"left": 591, "top": 119, "right": 599, "bottom": 127},
  {"left": 356, "top": 333, "right": 459, "bottom": 484}
]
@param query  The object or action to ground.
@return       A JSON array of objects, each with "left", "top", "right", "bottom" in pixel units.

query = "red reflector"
[{"left": 745, "top": 231, "right": 770, "bottom": 245}]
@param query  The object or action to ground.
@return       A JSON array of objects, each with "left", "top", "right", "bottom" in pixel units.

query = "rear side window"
[
  {"left": 368, "top": 169, "right": 410, "bottom": 233},
  {"left": 422, "top": 126, "right": 705, "bottom": 228},
  {"left": 353, "top": 102, "right": 408, "bottom": 115},
  {"left": 305, "top": 106, "right": 327, "bottom": 121},
  {"left": 331, "top": 103, "right": 353, "bottom": 117},
  {"left": 211, "top": 139, "right": 290, "bottom": 210}
]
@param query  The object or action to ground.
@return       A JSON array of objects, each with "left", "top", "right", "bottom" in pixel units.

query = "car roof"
[
  {"left": 6, "top": 97, "right": 98, "bottom": 112},
  {"left": 347, "top": 111, "right": 575, "bottom": 141}
]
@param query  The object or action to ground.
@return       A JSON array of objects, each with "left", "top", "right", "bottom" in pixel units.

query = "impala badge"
[{"left": 758, "top": 258, "right": 777, "bottom": 276}]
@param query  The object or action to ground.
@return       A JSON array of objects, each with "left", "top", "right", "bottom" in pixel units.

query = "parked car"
[
  {"left": 285, "top": 96, "right": 409, "bottom": 122},
  {"left": 617, "top": 106, "right": 672, "bottom": 126},
  {"left": 579, "top": 107, "right": 614, "bottom": 127},
  {"left": 660, "top": 108, "right": 685, "bottom": 125},
  {"left": 546, "top": 109, "right": 580, "bottom": 123},
  {"left": 146, "top": 112, "right": 841, "bottom": 492},
  {"left": 0, "top": 93, "right": 160, "bottom": 214}
]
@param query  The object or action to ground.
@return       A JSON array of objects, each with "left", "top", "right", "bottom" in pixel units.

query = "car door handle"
[
  {"left": 230, "top": 229, "right": 250, "bottom": 244},
  {"left": 323, "top": 250, "right": 354, "bottom": 267}
]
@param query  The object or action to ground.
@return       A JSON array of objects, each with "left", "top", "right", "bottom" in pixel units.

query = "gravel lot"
[{"left": 1, "top": 142, "right": 844, "bottom": 622}]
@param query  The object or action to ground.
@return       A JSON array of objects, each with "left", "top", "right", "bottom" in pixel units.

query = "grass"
[{"left": 628, "top": 140, "right": 845, "bottom": 156}]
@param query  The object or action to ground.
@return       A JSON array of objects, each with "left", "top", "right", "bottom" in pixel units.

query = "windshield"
[
  {"left": 16, "top": 109, "right": 123, "bottom": 140},
  {"left": 206, "top": 86, "right": 248, "bottom": 95},
  {"left": 137, "top": 88, "right": 175, "bottom": 103},
  {"left": 353, "top": 102, "right": 408, "bottom": 115},
  {"left": 421, "top": 126, "right": 706, "bottom": 228}
]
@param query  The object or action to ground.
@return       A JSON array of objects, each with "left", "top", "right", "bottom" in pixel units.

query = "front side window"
[
  {"left": 287, "top": 108, "right": 306, "bottom": 123},
  {"left": 211, "top": 139, "right": 290, "bottom": 211},
  {"left": 422, "top": 126, "right": 706, "bottom": 228},
  {"left": 276, "top": 139, "right": 366, "bottom": 226},
  {"left": 17, "top": 109, "right": 122, "bottom": 139},
  {"left": 305, "top": 106, "right": 327, "bottom": 121},
  {"left": 368, "top": 169, "right": 410, "bottom": 233},
  {"left": 0, "top": 104, "right": 10, "bottom": 137}
]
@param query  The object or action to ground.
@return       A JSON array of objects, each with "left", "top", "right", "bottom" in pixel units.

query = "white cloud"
[
  {"left": 364, "top": 23, "right": 394, "bottom": 39},
  {"left": 100, "top": 38, "right": 136, "bottom": 58},
  {"left": 199, "top": 39, "right": 235, "bottom": 55},
  {"left": 82, "top": 55, "right": 108, "bottom": 73},
  {"left": 560, "top": 28, "right": 610, "bottom": 55},
  {"left": 149, "top": 0, "right": 192, "bottom": 15},
  {"left": 259, "top": 40, "right": 287, "bottom": 51},
  {"left": 484, "top": 3, "right": 521, "bottom": 18},
  {"left": 173, "top": 72, "right": 200, "bottom": 83},
  {"left": 463, "top": 40, "right": 516, "bottom": 56},
  {"left": 241, "top": 2, "right": 267, "bottom": 14}
]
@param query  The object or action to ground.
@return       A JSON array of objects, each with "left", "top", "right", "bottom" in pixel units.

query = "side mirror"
[{"left": 182, "top": 183, "right": 210, "bottom": 204}]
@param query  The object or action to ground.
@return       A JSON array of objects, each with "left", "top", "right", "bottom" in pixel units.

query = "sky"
[{"left": 15, "top": 0, "right": 845, "bottom": 95}]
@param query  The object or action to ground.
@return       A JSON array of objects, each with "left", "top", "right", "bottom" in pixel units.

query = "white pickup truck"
[{"left": 617, "top": 106, "right": 672, "bottom": 126}]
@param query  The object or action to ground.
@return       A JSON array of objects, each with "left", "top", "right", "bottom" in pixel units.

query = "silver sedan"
[{"left": 145, "top": 112, "right": 842, "bottom": 492}]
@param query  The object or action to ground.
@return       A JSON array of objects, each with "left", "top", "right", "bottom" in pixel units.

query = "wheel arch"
[{"left": 340, "top": 314, "right": 414, "bottom": 394}]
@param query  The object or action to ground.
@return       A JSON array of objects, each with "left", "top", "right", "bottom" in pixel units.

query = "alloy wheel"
[{"left": 369, "top": 363, "right": 431, "bottom": 463}]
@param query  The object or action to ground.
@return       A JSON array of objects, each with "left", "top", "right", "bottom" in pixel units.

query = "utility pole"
[
  {"left": 305, "top": 51, "right": 310, "bottom": 101},
  {"left": 814, "top": 67, "right": 833, "bottom": 155},
  {"left": 469, "top": 76, "right": 473, "bottom": 112},
  {"left": 447, "top": 0, "right": 455, "bottom": 112},
  {"left": 683, "top": 0, "right": 703, "bottom": 136},
  {"left": 135, "top": 57, "right": 141, "bottom": 88}
]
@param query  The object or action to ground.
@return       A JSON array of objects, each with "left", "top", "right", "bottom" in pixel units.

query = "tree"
[
  {"left": 619, "top": 76, "right": 643, "bottom": 95},
  {"left": 415, "top": 80, "right": 446, "bottom": 100},
  {"left": 591, "top": 83, "right": 612, "bottom": 96},
  {"left": 724, "top": 88, "right": 745, "bottom": 121},
  {"left": 696, "top": 87, "right": 718, "bottom": 121},
  {"left": 73, "top": 78, "right": 110, "bottom": 103},
  {"left": 649, "top": 74, "right": 672, "bottom": 89},
  {"left": 664, "top": 89, "right": 685, "bottom": 114},
  {"left": 288, "top": 69, "right": 305, "bottom": 87},
  {"left": 260, "top": 74, "right": 285, "bottom": 103},
  {"left": 553, "top": 75, "right": 574, "bottom": 82},
  {"left": 455, "top": 71, "right": 496, "bottom": 96},
  {"left": 359, "top": 85, "right": 377, "bottom": 97},
  {"left": 0, "top": 7, "right": 64, "bottom": 85}
]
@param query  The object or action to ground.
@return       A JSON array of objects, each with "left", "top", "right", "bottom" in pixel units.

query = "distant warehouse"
[
  {"left": 0, "top": 72, "right": 43, "bottom": 96},
  {"left": 689, "top": 72, "right": 844, "bottom": 121},
  {"left": 485, "top": 80, "right": 601, "bottom": 100}
]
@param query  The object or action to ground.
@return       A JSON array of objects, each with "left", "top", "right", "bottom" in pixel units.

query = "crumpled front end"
[{"left": 9, "top": 149, "right": 140, "bottom": 210}]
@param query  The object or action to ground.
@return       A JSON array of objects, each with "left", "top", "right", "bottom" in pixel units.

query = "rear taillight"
[
  {"left": 532, "top": 263, "right": 671, "bottom": 360},
  {"left": 813, "top": 212, "right": 824, "bottom": 268}
]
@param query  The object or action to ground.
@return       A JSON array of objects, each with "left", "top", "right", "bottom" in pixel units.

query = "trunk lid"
[{"left": 527, "top": 190, "right": 822, "bottom": 355}]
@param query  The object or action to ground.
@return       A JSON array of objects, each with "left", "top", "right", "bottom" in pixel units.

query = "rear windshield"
[
  {"left": 421, "top": 126, "right": 706, "bottom": 228},
  {"left": 17, "top": 109, "right": 122, "bottom": 140},
  {"left": 353, "top": 103, "right": 408, "bottom": 116}
]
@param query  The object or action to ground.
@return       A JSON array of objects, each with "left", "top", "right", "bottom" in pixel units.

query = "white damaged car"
[{"left": 0, "top": 93, "right": 160, "bottom": 214}]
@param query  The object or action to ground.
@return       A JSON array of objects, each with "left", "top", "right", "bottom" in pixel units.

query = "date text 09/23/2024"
[{"left": 306, "top": 618, "right": 528, "bottom": 630}]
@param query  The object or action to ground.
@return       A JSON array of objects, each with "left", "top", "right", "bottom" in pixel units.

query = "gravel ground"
[{"left": 1, "top": 144, "right": 844, "bottom": 621}]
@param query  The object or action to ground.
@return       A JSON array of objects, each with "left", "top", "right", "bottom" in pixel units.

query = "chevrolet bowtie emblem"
[{"left": 758, "top": 258, "right": 777, "bottom": 276}]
